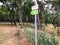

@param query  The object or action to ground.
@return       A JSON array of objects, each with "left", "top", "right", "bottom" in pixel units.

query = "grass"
[
  {"left": 24, "top": 27, "right": 59, "bottom": 45},
  {"left": 24, "top": 27, "right": 34, "bottom": 43}
]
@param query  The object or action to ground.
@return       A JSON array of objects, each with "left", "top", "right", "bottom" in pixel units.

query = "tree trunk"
[
  {"left": 13, "top": 15, "right": 17, "bottom": 25},
  {"left": 57, "top": 27, "right": 60, "bottom": 36},
  {"left": 37, "top": 0, "right": 41, "bottom": 30},
  {"left": 9, "top": 10, "right": 13, "bottom": 25},
  {"left": 37, "top": 0, "right": 44, "bottom": 30},
  {"left": 18, "top": 8, "right": 22, "bottom": 28},
  {"left": 26, "top": 15, "right": 28, "bottom": 23},
  {"left": 37, "top": 14, "right": 40, "bottom": 30},
  {"left": 16, "top": 3, "right": 23, "bottom": 28}
]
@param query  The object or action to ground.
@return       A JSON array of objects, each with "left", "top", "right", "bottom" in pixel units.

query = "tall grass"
[{"left": 24, "top": 27, "right": 58, "bottom": 45}]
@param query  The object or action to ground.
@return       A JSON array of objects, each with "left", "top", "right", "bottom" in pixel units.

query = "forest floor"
[
  {"left": 0, "top": 23, "right": 60, "bottom": 45},
  {"left": 0, "top": 25, "right": 33, "bottom": 45}
]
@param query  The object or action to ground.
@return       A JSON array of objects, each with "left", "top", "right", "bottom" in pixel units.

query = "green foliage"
[
  {"left": 24, "top": 27, "right": 58, "bottom": 45},
  {"left": 0, "top": 0, "right": 60, "bottom": 27},
  {"left": 0, "top": 6, "right": 10, "bottom": 21},
  {"left": 41, "top": 10, "right": 60, "bottom": 27},
  {"left": 22, "top": 2, "right": 34, "bottom": 15}
]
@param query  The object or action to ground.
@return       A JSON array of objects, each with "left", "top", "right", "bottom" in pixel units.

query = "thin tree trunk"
[
  {"left": 57, "top": 27, "right": 60, "bottom": 36},
  {"left": 26, "top": 15, "right": 28, "bottom": 26},
  {"left": 26, "top": 15, "right": 28, "bottom": 23},
  {"left": 37, "top": 0, "right": 41, "bottom": 30},
  {"left": 37, "top": 0, "right": 44, "bottom": 30},
  {"left": 9, "top": 10, "right": 13, "bottom": 25},
  {"left": 13, "top": 15, "right": 17, "bottom": 25},
  {"left": 18, "top": 8, "right": 22, "bottom": 28},
  {"left": 37, "top": 14, "right": 40, "bottom": 30}
]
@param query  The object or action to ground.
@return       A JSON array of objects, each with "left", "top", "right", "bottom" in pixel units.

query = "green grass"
[
  {"left": 24, "top": 27, "right": 34, "bottom": 43},
  {"left": 24, "top": 27, "right": 58, "bottom": 45}
]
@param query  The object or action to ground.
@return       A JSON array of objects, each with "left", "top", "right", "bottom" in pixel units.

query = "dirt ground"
[
  {"left": 0, "top": 24, "right": 60, "bottom": 45},
  {"left": 0, "top": 26, "right": 33, "bottom": 45}
]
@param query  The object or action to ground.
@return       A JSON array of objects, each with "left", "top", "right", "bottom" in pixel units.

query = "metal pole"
[{"left": 35, "top": 14, "right": 37, "bottom": 45}]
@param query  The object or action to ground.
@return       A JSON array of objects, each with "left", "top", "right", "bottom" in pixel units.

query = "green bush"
[{"left": 24, "top": 27, "right": 58, "bottom": 45}]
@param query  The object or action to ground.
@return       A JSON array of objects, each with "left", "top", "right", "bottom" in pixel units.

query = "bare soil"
[{"left": 0, "top": 25, "right": 34, "bottom": 45}]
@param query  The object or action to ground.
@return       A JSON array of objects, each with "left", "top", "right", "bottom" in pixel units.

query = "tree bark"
[
  {"left": 13, "top": 15, "right": 17, "bottom": 25},
  {"left": 37, "top": 0, "right": 41, "bottom": 30},
  {"left": 37, "top": 14, "right": 40, "bottom": 30},
  {"left": 57, "top": 27, "right": 60, "bottom": 36},
  {"left": 16, "top": 3, "right": 23, "bottom": 28},
  {"left": 18, "top": 8, "right": 22, "bottom": 28},
  {"left": 26, "top": 15, "right": 28, "bottom": 23}
]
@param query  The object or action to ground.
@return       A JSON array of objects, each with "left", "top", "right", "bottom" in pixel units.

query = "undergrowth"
[{"left": 24, "top": 27, "right": 58, "bottom": 45}]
